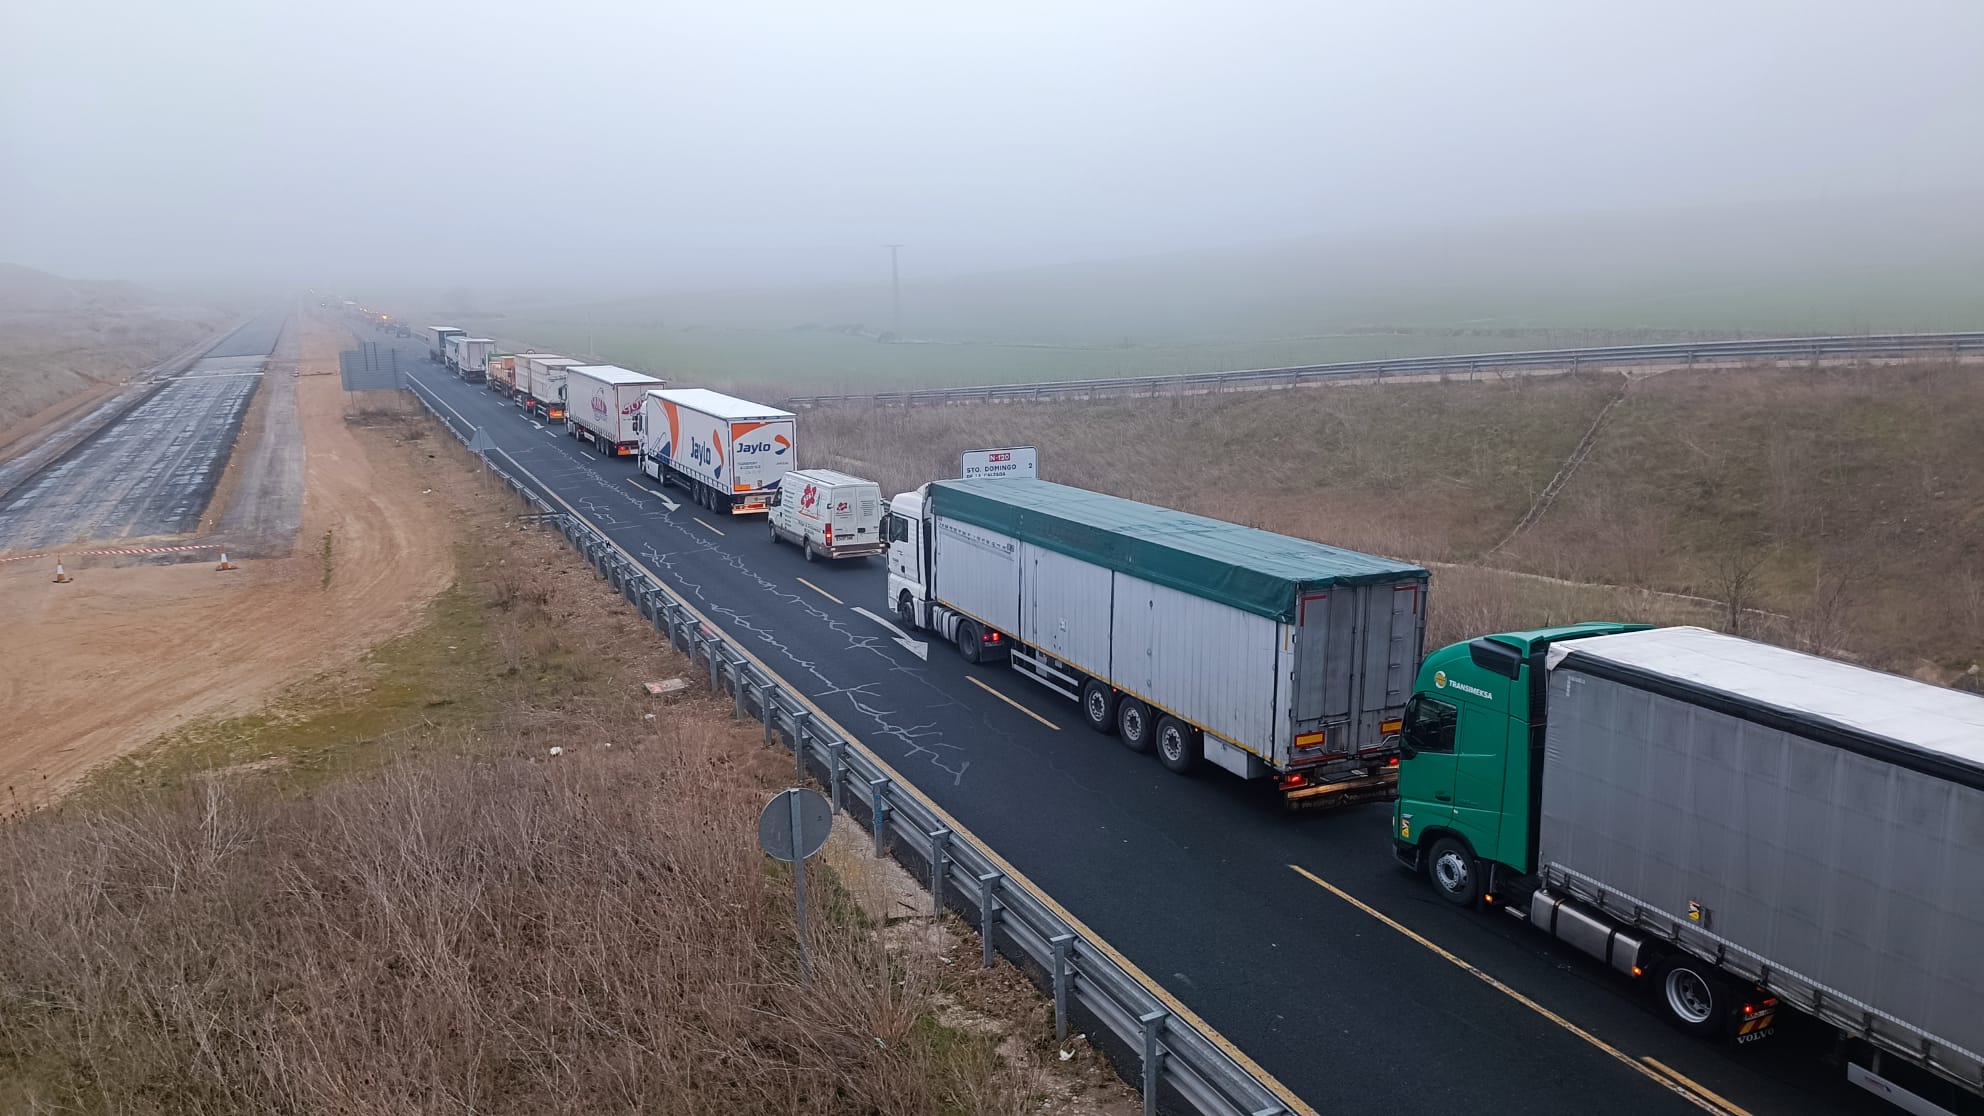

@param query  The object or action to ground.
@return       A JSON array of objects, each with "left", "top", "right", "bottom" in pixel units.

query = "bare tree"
[
  {"left": 1797, "top": 553, "right": 1872, "bottom": 655},
  {"left": 1707, "top": 544, "right": 1769, "bottom": 636}
]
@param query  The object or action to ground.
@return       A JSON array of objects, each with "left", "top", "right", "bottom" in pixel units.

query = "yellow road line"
[
  {"left": 693, "top": 519, "right": 725, "bottom": 536},
  {"left": 484, "top": 449, "right": 1315, "bottom": 1116},
  {"left": 966, "top": 675, "right": 1061, "bottom": 732},
  {"left": 1286, "top": 864, "right": 1744, "bottom": 1116},
  {"left": 796, "top": 577, "right": 843, "bottom": 605},
  {"left": 1642, "top": 1058, "right": 1753, "bottom": 1116}
]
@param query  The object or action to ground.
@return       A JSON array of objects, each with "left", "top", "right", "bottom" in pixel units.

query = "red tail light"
[
  {"left": 1278, "top": 772, "right": 1309, "bottom": 790},
  {"left": 986, "top": 630, "right": 1001, "bottom": 643},
  {"left": 824, "top": 523, "right": 834, "bottom": 547}
]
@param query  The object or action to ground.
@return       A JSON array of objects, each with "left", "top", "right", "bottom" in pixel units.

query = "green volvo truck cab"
[{"left": 1391, "top": 622, "right": 1646, "bottom": 897}]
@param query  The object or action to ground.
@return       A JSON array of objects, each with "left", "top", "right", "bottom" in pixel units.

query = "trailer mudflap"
[{"left": 1283, "top": 765, "right": 1398, "bottom": 809}]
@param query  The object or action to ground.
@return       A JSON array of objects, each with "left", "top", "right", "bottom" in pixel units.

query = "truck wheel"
[
  {"left": 897, "top": 592, "right": 917, "bottom": 631},
  {"left": 1428, "top": 837, "right": 1479, "bottom": 906},
  {"left": 957, "top": 620, "right": 984, "bottom": 665},
  {"left": 1656, "top": 957, "right": 1732, "bottom": 1038},
  {"left": 1155, "top": 716, "right": 1202, "bottom": 773},
  {"left": 803, "top": 538, "right": 817, "bottom": 562},
  {"left": 1116, "top": 699, "right": 1152, "bottom": 753},
  {"left": 1080, "top": 681, "right": 1117, "bottom": 735},
  {"left": 767, "top": 519, "right": 780, "bottom": 544}
]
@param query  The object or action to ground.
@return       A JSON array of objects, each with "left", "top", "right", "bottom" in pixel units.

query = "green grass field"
[{"left": 470, "top": 192, "right": 1984, "bottom": 393}]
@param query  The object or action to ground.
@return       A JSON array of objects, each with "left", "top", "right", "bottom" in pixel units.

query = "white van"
[{"left": 767, "top": 470, "right": 884, "bottom": 560}]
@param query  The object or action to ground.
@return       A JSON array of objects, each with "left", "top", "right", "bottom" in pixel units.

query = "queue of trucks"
[{"left": 407, "top": 316, "right": 1982, "bottom": 1115}]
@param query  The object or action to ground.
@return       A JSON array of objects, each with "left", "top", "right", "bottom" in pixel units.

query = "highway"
[
  {"left": 0, "top": 312, "right": 287, "bottom": 552},
  {"left": 383, "top": 331, "right": 1890, "bottom": 1116}
]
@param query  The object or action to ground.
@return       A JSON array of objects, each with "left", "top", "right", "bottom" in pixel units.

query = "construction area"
[{"left": 0, "top": 314, "right": 455, "bottom": 808}]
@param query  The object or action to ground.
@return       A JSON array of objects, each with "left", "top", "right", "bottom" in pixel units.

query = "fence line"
[
  {"left": 782, "top": 330, "right": 1984, "bottom": 408},
  {"left": 404, "top": 380, "right": 1302, "bottom": 1116}
]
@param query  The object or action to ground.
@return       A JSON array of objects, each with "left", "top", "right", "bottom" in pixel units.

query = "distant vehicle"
[
  {"left": 453, "top": 338, "right": 495, "bottom": 383},
  {"left": 426, "top": 325, "right": 463, "bottom": 364},
  {"left": 564, "top": 364, "right": 666, "bottom": 456},
  {"left": 1394, "top": 625, "right": 1984, "bottom": 1116},
  {"left": 520, "top": 355, "right": 586, "bottom": 420},
  {"left": 887, "top": 479, "right": 1424, "bottom": 805},
  {"left": 638, "top": 389, "right": 794, "bottom": 514},
  {"left": 767, "top": 469, "right": 883, "bottom": 560},
  {"left": 485, "top": 354, "right": 518, "bottom": 395}
]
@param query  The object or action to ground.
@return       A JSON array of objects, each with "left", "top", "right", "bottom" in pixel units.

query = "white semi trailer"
[
  {"left": 638, "top": 389, "right": 795, "bottom": 514},
  {"left": 564, "top": 364, "right": 666, "bottom": 456},
  {"left": 521, "top": 355, "right": 586, "bottom": 420},
  {"left": 886, "top": 478, "right": 1427, "bottom": 805},
  {"left": 453, "top": 338, "right": 494, "bottom": 383},
  {"left": 426, "top": 326, "right": 463, "bottom": 364}
]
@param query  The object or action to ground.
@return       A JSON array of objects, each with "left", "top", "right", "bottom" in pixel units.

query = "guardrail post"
[
  {"left": 734, "top": 671, "right": 748, "bottom": 718},
  {"left": 929, "top": 828, "right": 951, "bottom": 917},
  {"left": 1050, "top": 934, "right": 1074, "bottom": 1041},
  {"left": 977, "top": 872, "right": 1001, "bottom": 967},
  {"left": 1139, "top": 1010, "right": 1168, "bottom": 1116},
  {"left": 762, "top": 689, "right": 776, "bottom": 744},
  {"left": 795, "top": 714, "right": 812, "bottom": 778},
  {"left": 706, "top": 638, "right": 719, "bottom": 692},
  {"left": 869, "top": 778, "right": 891, "bottom": 857},
  {"left": 829, "top": 741, "right": 846, "bottom": 812}
]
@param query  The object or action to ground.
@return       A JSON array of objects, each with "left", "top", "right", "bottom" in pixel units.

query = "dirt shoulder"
[{"left": 0, "top": 318, "right": 453, "bottom": 807}]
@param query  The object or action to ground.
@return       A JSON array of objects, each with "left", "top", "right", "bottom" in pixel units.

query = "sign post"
[
  {"left": 960, "top": 446, "right": 1038, "bottom": 481},
  {"left": 756, "top": 787, "right": 833, "bottom": 984}
]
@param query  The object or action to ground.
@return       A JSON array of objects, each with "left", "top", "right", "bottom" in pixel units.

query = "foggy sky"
[{"left": 4, "top": 0, "right": 1982, "bottom": 291}]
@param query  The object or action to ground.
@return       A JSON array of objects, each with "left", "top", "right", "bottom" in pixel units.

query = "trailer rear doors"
[{"left": 1289, "top": 579, "right": 1423, "bottom": 762}]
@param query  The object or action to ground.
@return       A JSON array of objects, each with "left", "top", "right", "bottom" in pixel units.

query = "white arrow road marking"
[
  {"left": 852, "top": 606, "right": 929, "bottom": 661},
  {"left": 625, "top": 477, "right": 679, "bottom": 511}
]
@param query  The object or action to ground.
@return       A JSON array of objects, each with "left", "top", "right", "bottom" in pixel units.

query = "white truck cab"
[
  {"left": 767, "top": 470, "right": 884, "bottom": 561},
  {"left": 884, "top": 487, "right": 930, "bottom": 628}
]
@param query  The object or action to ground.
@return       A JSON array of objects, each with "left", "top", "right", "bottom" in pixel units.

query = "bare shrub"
[
  {"left": 0, "top": 725, "right": 1020, "bottom": 1115},
  {"left": 1703, "top": 543, "right": 1769, "bottom": 637}
]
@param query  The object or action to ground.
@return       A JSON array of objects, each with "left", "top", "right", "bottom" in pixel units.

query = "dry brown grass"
[
  {"left": 803, "top": 363, "right": 1984, "bottom": 679},
  {"left": 0, "top": 734, "right": 1032, "bottom": 1116}
]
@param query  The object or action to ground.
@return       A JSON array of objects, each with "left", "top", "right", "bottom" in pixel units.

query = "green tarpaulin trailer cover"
[{"left": 929, "top": 479, "right": 1428, "bottom": 623}]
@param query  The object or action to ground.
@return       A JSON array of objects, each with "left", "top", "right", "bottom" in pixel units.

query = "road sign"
[
  {"left": 961, "top": 446, "right": 1038, "bottom": 481},
  {"left": 758, "top": 787, "right": 832, "bottom": 863},
  {"left": 758, "top": 786, "right": 833, "bottom": 985}
]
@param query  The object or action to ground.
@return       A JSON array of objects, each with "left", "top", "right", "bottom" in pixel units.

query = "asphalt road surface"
[
  {"left": 0, "top": 311, "right": 284, "bottom": 551},
  {"left": 203, "top": 313, "right": 287, "bottom": 360},
  {"left": 215, "top": 315, "right": 303, "bottom": 556},
  {"left": 391, "top": 341, "right": 1895, "bottom": 1116}
]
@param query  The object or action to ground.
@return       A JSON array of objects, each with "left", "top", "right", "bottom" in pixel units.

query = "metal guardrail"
[
  {"left": 782, "top": 331, "right": 1984, "bottom": 408},
  {"left": 404, "top": 380, "right": 1299, "bottom": 1116}
]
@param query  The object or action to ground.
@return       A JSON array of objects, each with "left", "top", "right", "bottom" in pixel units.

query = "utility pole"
[{"left": 885, "top": 244, "right": 903, "bottom": 340}]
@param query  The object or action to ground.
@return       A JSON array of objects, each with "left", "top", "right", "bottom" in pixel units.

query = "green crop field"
[{"left": 476, "top": 193, "right": 1984, "bottom": 394}]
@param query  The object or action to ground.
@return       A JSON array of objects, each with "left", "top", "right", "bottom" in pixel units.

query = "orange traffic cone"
[
  {"left": 216, "top": 551, "right": 237, "bottom": 572},
  {"left": 52, "top": 561, "right": 73, "bottom": 584}
]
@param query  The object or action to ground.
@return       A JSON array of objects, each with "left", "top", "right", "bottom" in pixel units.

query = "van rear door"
[{"left": 834, "top": 483, "right": 883, "bottom": 546}]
